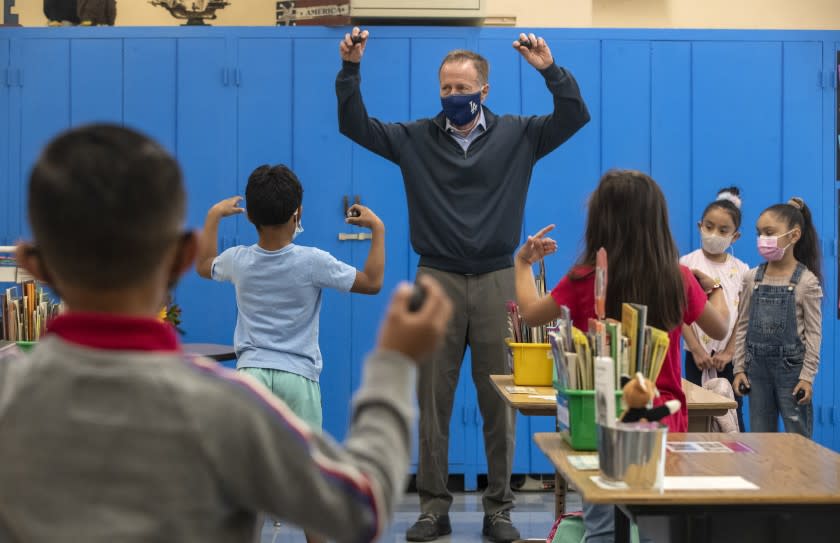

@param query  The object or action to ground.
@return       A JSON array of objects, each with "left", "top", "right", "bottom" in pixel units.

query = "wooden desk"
[
  {"left": 489, "top": 374, "right": 738, "bottom": 518},
  {"left": 183, "top": 343, "right": 236, "bottom": 362},
  {"left": 534, "top": 432, "right": 840, "bottom": 543},
  {"left": 489, "top": 375, "right": 736, "bottom": 431}
]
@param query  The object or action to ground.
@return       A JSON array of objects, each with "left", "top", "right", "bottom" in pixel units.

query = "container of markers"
[
  {"left": 15, "top": 341, "right": 36, "bottom": 352},
  {"left": 505, "top": 340, "right": 553, "bottom": 386},
  {"left": 556, "top": 387, "right": 624, "bottom": 451}
]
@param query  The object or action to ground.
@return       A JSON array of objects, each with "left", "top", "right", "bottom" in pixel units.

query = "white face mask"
[
  {"left": 292, "top": 212, "right": 303, "bottom": 240},
  {"left": 700, "top": 231, "right": 733, "bottom": 255}
]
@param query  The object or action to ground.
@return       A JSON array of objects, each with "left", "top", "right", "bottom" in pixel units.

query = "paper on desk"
[
  {"left": 663, "top": 476, "right": 758, "bottom": 490},
  {"left": 505, "top": 385, "right": 537, "bottom": 394},
  {"left": 528, "top": 394, "right": 557, "bottom": 401},
  {"left": 590, "top": 475, "right": 629, "bottom": 490},
  {"left": 568, "top": 455, "right": 600, "bottom": 470},
  {"left": 591, "top": 475, "right": 758, "bottom": 491}
]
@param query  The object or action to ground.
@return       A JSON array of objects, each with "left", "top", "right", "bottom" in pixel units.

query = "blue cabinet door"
[
  {"left": 292, "top": 37, "right": 354, "bottom": 440},
  {"left": 70, "top": 39, "right": 122, "bottom": 126},
  {"left": 12, "top": 38, "right": 71, "bottom": 241},
  {"left": 234, "top": 37, "right": 294, "bottom": 248},
  {"left": 0, "top": 38, "right": 10, "bottom": 245},
  {"left": 692, "top": 42, "right": 783, "bottom": 270},
  {"left": 124, "top": 39, "right": 177, "bottom": 154},
  {"left": 172, "top": 37, "right": 237, "bottom": 344},
  {"left": 781, "top": 41, "right": 833, "bottom": 446},
  {"left": 651, "top": 41, "right": 692, "bottom": 253},
  {"left": 348, "top": 37, "right": 412, "bottom": 397},
  {"left": 602, "top": 40, "right": 651, "bottom": 174},
  {"left": 523, "top": 39, "right": 601, "bottom": 284}
]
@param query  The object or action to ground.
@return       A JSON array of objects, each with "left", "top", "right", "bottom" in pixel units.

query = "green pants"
[{"left": 238, "top": 367, "right": 323, "bottom": 430}]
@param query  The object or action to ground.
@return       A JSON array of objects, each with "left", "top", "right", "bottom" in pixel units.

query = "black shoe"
[
  {"left": 406, "top": 513, "right": 452, "bottom": 542},
  {"left": 482, "top": 510, "right": 520, "bottom": 543}
]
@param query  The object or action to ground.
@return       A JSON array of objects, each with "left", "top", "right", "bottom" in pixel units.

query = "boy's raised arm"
[
  {"left": 347, "top": 204, "right": 385, "bottom": 294},
  {"left": 196, "top": 196, "right": 244, "bottom": 279}
]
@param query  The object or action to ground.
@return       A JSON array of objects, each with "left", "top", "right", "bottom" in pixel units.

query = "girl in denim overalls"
[{"left": 732, "top": 197, "right": 823, "bottom": 438}]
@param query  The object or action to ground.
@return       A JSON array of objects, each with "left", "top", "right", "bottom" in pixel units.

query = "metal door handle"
[{"left": 338, "top": 233, "right": 372, "bottom": 241}]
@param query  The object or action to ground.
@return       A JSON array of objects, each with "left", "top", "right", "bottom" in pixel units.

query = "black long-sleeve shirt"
[{"left": 336, "top": 60, "right": 590, "bottom": 275}]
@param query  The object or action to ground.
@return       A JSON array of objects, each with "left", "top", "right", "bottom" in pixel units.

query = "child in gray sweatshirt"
[{"left": 0, "top": 124, "right": 453, "bottom": 543}]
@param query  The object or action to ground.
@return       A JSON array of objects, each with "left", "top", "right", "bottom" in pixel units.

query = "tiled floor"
[{"left": 261, "top": 484, "right": 583, "bottom": 542}]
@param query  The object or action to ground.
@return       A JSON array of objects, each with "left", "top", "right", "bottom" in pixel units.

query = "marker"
[{"left": 408, "top": 283, "right": 427, "bottom": 312}]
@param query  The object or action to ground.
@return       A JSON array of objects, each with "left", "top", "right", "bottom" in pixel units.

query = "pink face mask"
[{"left": 757, "top": 229, "right": 797, "bottom": 262}]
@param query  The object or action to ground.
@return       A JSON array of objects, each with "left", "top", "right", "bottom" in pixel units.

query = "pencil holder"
[
  {"left": 506, "top": 340, "right": 553, "bottom": 386},
  {"left": 597, "top": 422, "right": 667, "bottom": 490}
]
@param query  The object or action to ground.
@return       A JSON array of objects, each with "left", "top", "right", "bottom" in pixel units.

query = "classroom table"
[
  {"left": 490, "top": 375, "right": 736, "bottom": 429},
  {"left": 489, "top": 375, "right": 737, "bottom": 517},
  {"left": 534, "top": 432, "right": 840, "bottom": 543},
  {"left": 182, "top": 343, "right": 237, "bottom": 362}
]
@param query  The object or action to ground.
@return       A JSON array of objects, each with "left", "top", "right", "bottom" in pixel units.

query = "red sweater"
[{"left": 550, "top": 265, "right": 707, "bottom": 432}]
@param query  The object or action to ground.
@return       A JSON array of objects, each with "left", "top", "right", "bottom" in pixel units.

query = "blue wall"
[{"left": 1, "top": 26, "right": 838, "bottom": 482}]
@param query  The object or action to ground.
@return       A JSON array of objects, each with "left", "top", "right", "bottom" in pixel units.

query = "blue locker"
[
  {"left": 651, "top": 41, "right": 692, "bottom": 253},
  {"left": 602, "top": 40, "right": 651, "bottom": 174},
  {"left": 523, "top": 39, "right": 601, "bottom": 290},
  {"left": 70, "top": 39, "right": 122, "bottom": 126},
  {"left": 349, "top": 38, "right": 412, "bottom": 393},
  {"left": 235, "top": 37, "right": 294, "bottom": 248},
  {"left": 692, "top": 42, "right": 783, "bottom": 270},
  {"left": 782, "top": 41, "right": 831, "bottom": 444},
  {"left": 12, "top": 38, "right": 71, "bottom": 241},
  {"left": 293, "top": 38, "right": 354, "bottom": 440},
  {"left": 0, "top": 39, "right": 10, "bottom": 245},
  {"left": 172, "top": 37, "right": 237, "bottom": 345},
  {"left": 124, "top": 39, "right": 177, "bottom": 154}
]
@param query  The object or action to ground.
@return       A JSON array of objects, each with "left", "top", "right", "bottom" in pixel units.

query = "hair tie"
[
  {"left": 787, "top": 197, "right": 804, "bottom": 210},
  {"left": 716, "top": 191, "right": 742, "bottom": 209}
]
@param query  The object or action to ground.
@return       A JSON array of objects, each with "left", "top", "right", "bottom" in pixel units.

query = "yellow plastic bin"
[{"left": 506, "top": 340, "right": 553, "bottom": 386}]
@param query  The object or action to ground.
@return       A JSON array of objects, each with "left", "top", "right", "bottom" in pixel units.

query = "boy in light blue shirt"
[{"left": 197, "top": 164, "right": 385, "bottom": 431}]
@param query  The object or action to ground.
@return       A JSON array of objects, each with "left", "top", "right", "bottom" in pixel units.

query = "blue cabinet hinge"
[{"left": 3, "top": 67, "right": 21, "bottom": 87}]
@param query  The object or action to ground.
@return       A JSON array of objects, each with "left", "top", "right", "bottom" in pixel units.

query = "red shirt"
[{"left": 550, "top": 265, "right": 707, "bottom": 432}]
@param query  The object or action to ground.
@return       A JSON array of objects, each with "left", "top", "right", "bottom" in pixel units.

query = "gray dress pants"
[{"left": 415, "top": 266, "right": 516, "bottom": 516}]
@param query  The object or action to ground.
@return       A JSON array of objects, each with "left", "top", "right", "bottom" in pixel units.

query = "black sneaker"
[
  {"left": 482, "top": 510, "right": 520, "bottom": 543},
  {"left": 406, "top": 513, "right": 452, "bottom": 542}
]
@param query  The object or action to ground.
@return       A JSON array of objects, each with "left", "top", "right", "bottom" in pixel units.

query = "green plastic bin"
[
  {"left": 15, "top": 341, "right": 36, "bottom": 352},
  {"left": 555, "top": 388, "right": 624, "bottom": 451}
]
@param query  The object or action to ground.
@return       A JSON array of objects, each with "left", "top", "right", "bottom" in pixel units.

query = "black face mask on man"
[{"left": 441, "top": 91, "right": 481, "bottom": 127}]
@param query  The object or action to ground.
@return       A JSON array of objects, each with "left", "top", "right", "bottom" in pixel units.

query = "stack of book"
[
  {"left": 2, "top": 282, "right": 61, "bottom": 341},
  {"left": 549, "top": 302, "right": 670, "bottom": 392}
]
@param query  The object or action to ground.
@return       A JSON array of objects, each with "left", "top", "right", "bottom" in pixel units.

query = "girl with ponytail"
[{"left": 731, "top": 197, "right": 823, "bottom": 438}]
